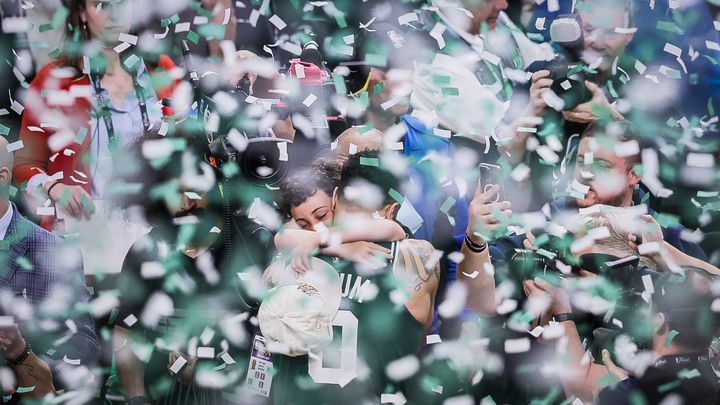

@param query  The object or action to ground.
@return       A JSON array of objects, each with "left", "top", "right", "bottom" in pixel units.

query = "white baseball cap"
[{"left": 258, "top": 257, "right": 342, "bottom": 356}]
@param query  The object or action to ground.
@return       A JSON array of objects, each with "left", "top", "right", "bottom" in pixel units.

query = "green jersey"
[{"left": 270, "top": 241, "right": 425, "bottom": 404}]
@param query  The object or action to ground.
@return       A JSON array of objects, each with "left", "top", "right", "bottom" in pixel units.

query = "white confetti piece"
[
  {"left": 529, "top": 326, "right": 544, "bottom": 338},
  {"left": 169, "top": 356, "right": 187, "bottom": 374},
  {"left": 1, "top": 17, "right": 28, "bottom": 33},
  {"left": 222, "top": 8, "right": 232, "bottom": 25},
  {"left": 6, "top": 140, "right": 23, "bottom": 152},
  {"left": 641, "top": 274, "right": 654, "bottom": 294},
  {"left": 429, "top": 22, "right": 446, "bottom": 49},
  {"left": 397, "top": 12, "right": 418, "bottom": 26},
  {"left": 380, "top": 393, "right": 407, "bottom": 404},
  {"left": 36, "top": 206, "right": 55, "bottom": 216},
  {"left": 706, "top": 40, "right": 720, "bottom": 51},
  {"left": 118, "top": 33, "right": 138, "bottom": 45},
  {"left": 426, "top": 334, "right": 442, "bottom": 344},
  {"left": 663, "top": 43, "right": 682, "bottom": 57},
  {"left": 510, "top": 164, "right": 530, "bottom": 182},
  {"left": 535, "top": 17, "right": 546, "bottom": 31},
  {"left": 343, "top": 34, "right": 354, "bottom": 45},
  {"left": 505, "top": 338, "right": 531, "bottom": 353},
  {"left": 63, "top": 355, "right": 81, "bottom": 365},
  {"left": 140, "top": 262, "right": 166, "bottom": 279},
  {"left": 302, "top": 93, "right": 318, "bottom": 107},
  {"left": 686, "top": 153, "right": 714, "bottom": 168},
  {"left": 614, "top": 140, "right": 639, "bottom": 157},
  {"left": 197, "top": 347, "right": 215, "bottom": 359},
  {"left": 154, "top": 27, "right": 169, "bottom": 39},
  {"left": 385, "top": 355, "right": 419, "bottom": 381},
  {"left": 268, "top": 14, "right": 286, "bottom": 30},
  {"left": 113, "top": 42, "right": 131, "bottom": 53},
  {"left": 221, "top": 352, "right": 236, "bottom": 364},
  {"left": 175, "top": 22, "right": 191, "bottom": 33},
  {"left": 123, "top": 314, "right": 138, "bottom": 327},
  {"left": 277, "top": 141, "right": 288, "bottom": 162}
]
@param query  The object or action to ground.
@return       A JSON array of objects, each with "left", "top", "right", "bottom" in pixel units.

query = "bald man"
[{"left": 0, "top": 137, "right": 100, "bottom": 398}]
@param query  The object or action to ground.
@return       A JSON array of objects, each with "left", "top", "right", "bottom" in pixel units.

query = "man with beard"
[
  {"left": 490, "top": 119, "right": 707, "bottom": 272},
  {"left": 106, "top": 129, "right": 273, "bottom": 405}
]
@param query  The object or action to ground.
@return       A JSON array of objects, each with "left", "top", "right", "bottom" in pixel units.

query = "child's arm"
[{"left": 274, "top": 218, "right": 406, "bottom": 251}]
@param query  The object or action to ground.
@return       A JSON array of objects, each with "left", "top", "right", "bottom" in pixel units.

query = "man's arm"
[
  {"left": 394, "top": 239, "right": 440, "bottom": 331},
  {"left": 456, "top": 184, "right": 512, "bottom": 316},
  {"left": 523, "top": 278, "right": 620, "bottom": 402},
  {"left": 113, "top": 326, "right": 150, "bottom": 404},
  {"left": 1, "top": 325, "right": 54, "bottom": 399},
  {"left": 274, "top": 218, "right": 406, "bottom": 251}
]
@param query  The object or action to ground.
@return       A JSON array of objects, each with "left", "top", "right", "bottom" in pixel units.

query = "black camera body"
[{"left": 526, "top": 14, "right": 594, "bottom": 111}]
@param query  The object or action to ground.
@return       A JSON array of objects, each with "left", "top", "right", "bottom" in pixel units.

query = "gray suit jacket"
[{"left": 0, "top": 204, "right": 100, "bottom": 372}]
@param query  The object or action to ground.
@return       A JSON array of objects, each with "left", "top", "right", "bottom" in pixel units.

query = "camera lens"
[{"left": 239, "top": 139, "right": 290, "bottom": 187}]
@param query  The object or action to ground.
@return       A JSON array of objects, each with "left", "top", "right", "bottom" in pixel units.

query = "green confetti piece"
[
  {"left": 656, "top": 21, "right": 684, "bottom": 34},
  {"left": 663, "top": 68, "right": 681, "bottom": 79},
  {"left": 664, "top": 329, "right": 679, "bottom": 347},
  {"left": 9, "top": 185, "right": 17, "bottom": 198},
  {"left": 373, "top": 82, "right": 384, "bottom": 94},
  {"left": 334, "top": 13, "right": 347, "bottom": 29},
  {"left": 439, "top": 196, "right": 456, "bottom": 214},
  {"left": 80, "top": 193, "right": 93, "bottom": 212},
  {"left": 198, "top": 24, "right": 225, "bottom": 40},
  {"left": 221, "top": 161, "right": 239, "bottom": 178},
  {"left": 536, "top": 248, "right": 557, "bottom": 260},
  {"left": 161, "top": 18, "right": 172, "bottom": 28},
  {"left": 655, "top": 213, "right": 680, "bottom": 228},
  {"left": 527, "top": 33, "right": 544, "bottom": 42},
  {"left": 123, "top": 54, "right": 141, "bottom": 70},
  {"left": 39, "top": 23, "right": 54, "bottom": 33},
  {"left": 678, "top": 368, "right": 701, "bottom": 379},
  {"left": 51, "top": 7, "right": 69, "bottom": 29},
  {"left": 388, "top": 188, "right": 404, "bottom": 204},
  {"left": 16, "top": 386, "right": 35, "bottom": 394},
  {"left": 432, "top": 75, "right": 451, "bottom": 85},
  {"left": 48, "top": 48, "right": 62, "bottom": 59},
  {"left": 608, "top": 80, "right": 619, "bottom": 98},
  {"left": 332, "top": 73, "right": 347, "bottom": 95},
  {"left": 365, "top": 53, "right": 387, "bottom": 67},
  {"left": 17, "top": 256, "right": 32, "bottom": 271},
  {"left": 657, "top": 380, "right": 681, "bottom": 393},
  {"left": 170, "top": 14, "right": 180, "bottom": 24},
  {"left": 359, "top": 157, "right": 379, "bottom": 167},
  {"left": 187, "top": 30, "right": 200, "bottom": 44},
  {"left": 442, "top": 87, "right": 459, "bottom": 96},
  {"left": 0, "top": 124, "right": 9, "bottom": 135},
  {"left": 708, "top": 98, "right": 715, "bottom": 116},
  {"left": 75, "top": 127, "right": 88, "bottom": 144}
]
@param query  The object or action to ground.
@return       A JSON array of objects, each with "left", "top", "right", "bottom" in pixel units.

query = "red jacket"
[{"left": 14, "top": 55, "right": 178, "bottom": 228}]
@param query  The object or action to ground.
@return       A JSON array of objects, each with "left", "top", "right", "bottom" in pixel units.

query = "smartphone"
[{"left": 478, "top": 162, "right": 503, "bottom": 203}]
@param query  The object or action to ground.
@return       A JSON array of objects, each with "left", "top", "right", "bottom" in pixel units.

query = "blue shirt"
[{"left": 88, "top": 61, "right": 161, "bottom": 197}]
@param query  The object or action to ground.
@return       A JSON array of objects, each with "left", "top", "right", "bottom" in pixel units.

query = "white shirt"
[{"left": 0, "top": 203, "right": 14, "bottom": 241}]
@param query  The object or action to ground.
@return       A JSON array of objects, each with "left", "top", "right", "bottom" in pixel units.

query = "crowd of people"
[{"left": 0, "top": 0, "right": 719, "bottom": 403}]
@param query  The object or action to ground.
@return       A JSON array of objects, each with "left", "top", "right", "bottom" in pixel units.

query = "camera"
[{"left": 526, "top": 14, "right": 593, "bottom": 111}]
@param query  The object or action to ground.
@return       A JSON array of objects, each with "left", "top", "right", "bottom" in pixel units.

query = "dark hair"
[
  {"left": 338, "top": 150, "right": 401, "bottom": 208},
  {"left": 581, "top": 119, "right": 642, "bottom": 167},
  {"left": 278, "top": 158, "right": 342, "bottom": 219},
  {"left": 61, "top": 0, "right": 91, "bottom": 71},
  {"left": 653, "top": 269, "right": 717, "bottom": 350}
]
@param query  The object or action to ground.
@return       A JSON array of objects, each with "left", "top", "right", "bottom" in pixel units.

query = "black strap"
[{"left": 90, "top": 66, "right": 151, "bottom": 146}]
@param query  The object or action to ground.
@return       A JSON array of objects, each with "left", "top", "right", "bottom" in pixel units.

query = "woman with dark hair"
[
  {"left": 14, "top": 0, "right": 177, "bottom": 228},
  {"left": 275, "top": 157, "right": 407, "bottom": 275}
]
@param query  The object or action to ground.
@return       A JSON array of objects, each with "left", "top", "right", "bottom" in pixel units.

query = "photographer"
[
  {"left": 106, "top": 126, "right": 273, "bottom": 404},
  {"left": 525, "top": 268, "right": 719, "bottom": 403}
]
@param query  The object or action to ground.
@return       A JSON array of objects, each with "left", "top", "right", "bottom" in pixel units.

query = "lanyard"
[{"left": 90, "top": 69, "right": 151, "bottom": 145}]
